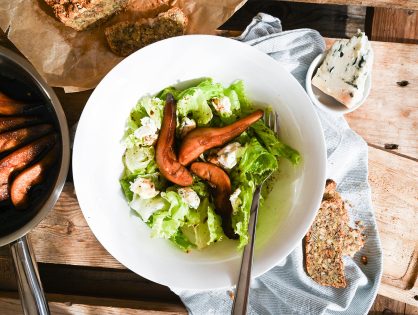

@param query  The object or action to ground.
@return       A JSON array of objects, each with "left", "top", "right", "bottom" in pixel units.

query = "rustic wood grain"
[
  {"left": 62, "top": 40, "right": 418, "bottom": 160},
  {"left": 35, "top": 263, "right": 181, "bottom": 303},
  {"left": 371, "top": 8, "right": 418, "bottom": 44},
  {"left": 0, "top": 24, "right": 417, "bottom": 313},
  {"left": 368, "top": 146, "right": 418, "bottom": 307},
  {"left": 0, "top": 249, "right": 16, "bottom": 292},
  {"left": 369, "top": 294, "right": 406, "bottom": 314},
  {"left": 0, "top": 263, "right": 185, "bottom": 311},
  {"left": 28, "top": 183, "right": 124, "bottom": 269},
  {"left": 379, "top": 280, "right": 418, "bottom": 310},
  {"left": 54, "top": 88, "right": 92, "bottom": 127},
  {"left": 0, "top": 40, "right": 414, "bottom": 309},
  {"left": 324, "top": 39, "right": 418, "bottom": 159},
  {"left": 221, "top": 1, "right": 366, "bottom": 38},
  {"left": 369, "top": 147, "right": 417, "bottom": 283},
  {"left": 406, "top": 303, "right": 418, "bottom": 315},
  {"left": 0, "top": 292, "right": 187, "bottom": 315},
  {"left": 280, "top": 0, "right": 418, "bottom": 11},
  {"left": 58, "top": 39, "right": 418, "bottom": 159},
  {"left": 0, "top": 146, "right": 415, "bottom": 307}
]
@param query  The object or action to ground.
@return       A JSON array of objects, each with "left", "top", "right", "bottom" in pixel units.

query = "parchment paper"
[{"left": 0, "top": 0, "right": 246, "bottom": 92}]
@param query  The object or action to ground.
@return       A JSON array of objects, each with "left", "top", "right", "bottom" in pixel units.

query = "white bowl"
[
  {"left": 305, "top": 52, "right": 372, "bottom": 115},
  {"left": 73, "top": 35, "right": 326, "bottom": 290}
]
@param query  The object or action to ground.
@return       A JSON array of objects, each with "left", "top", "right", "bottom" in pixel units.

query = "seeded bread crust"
[
  {"left": 104, "top": 7, "right": 187, "bottom": 56},
  {"left": 44, "top": 0, "right": 129, "bottom": 31},
  {"left": 305, "top": 179, "right": 365, "bottom": 288}
]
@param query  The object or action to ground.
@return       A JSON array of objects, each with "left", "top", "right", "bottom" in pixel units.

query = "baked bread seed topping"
[
  {"left": 105, "top": 7, "right": 187, "bottom": 56},
  {"left": 44, "top": 0, "right": 129, "bottom": 31},
  {"left": 305, "top": 179, "right": 365, "bottom": 288}
]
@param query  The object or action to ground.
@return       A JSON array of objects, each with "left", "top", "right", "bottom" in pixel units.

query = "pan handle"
[{"left": 10, "top": 235, "right": 50, "bottom": 315}]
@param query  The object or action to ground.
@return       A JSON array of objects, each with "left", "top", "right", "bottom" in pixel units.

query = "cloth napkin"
[{"left": 172, "top": 13, "right": 383, "bottom": 315}]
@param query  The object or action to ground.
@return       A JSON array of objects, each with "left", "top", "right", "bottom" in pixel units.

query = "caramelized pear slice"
[
  {"left": 0, "top": 116, "right": 42, "bottom": 133},
  {"left": 178, "top": 110, "right": 263, "bottom": 166},
  {"left": 0, "top": 134, "right": 57, "bottom": 202},
  {"left": 155, "top": 94, "right": 193, "bottom": 186},
  {"left": 190, "top": 162, "right": 238, "bottom": 239},
  {"left": 0, "top": 92, "right": 42, "bottom": 115},
  {"left": 11, "top": 142, "right": 60, "bottom": 209},
  {"left": 0, "top": 124, "right": 53, "bottom": 154}
]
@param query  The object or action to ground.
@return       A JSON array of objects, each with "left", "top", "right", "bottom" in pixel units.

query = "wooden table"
[{"left": 0, "top": 36, "right": 417, "bottom": 315}]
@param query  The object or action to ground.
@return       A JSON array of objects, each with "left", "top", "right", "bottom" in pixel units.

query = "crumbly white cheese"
[
  {"left": 130, "top": 177, "right": 159, "bottom": 199},
  {"left": 134, "top": 117, "right": 159, "bottom": 146},
  {"left": 178, "top": 187, "right": 200, "bottom": 209},
  {"left": 217, "top": 142, "right": 243, "bottom": 170},
  {"left": 212, "top": 96, "right": 232, "bottom": 115},
  {"left": 179, "top": 117, "right": 197, "bottom": 138},
  {"left": 312, "top": 30, "right": 373, "bottom": 108},
  {"left": 230, "top": 188, "right": 242, "bottom": 214}
]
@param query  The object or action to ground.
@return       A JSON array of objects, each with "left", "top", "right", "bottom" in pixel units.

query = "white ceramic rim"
[{"left": 73, "top": 35, "right": 327, "bottom": 290}]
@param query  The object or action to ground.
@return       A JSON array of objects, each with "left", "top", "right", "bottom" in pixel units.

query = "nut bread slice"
[
  {"left": 105, "top": 7, "right": 187, "bottom": 56},
  {"left": 45, "top": 0, "right": 129, "bottom": 31},
  {"left": 305, "top": 179, "right": 365, "bottom": 288}
]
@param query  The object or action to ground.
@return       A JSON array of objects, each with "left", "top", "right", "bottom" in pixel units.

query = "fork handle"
[{"left": 232, "top": 185, "right": 262, "bottom": 315}]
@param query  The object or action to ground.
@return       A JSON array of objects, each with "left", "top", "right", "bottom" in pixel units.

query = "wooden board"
[
  {"left": 368, "top": 147, "right": 418, "bottom": 307},
  {"left": 0, "top": 34, "right": 417, "bottom": 313},
  {"left": 0, "top": 292, "right": 187, "bottom": 315},
  {"left": 371, "top": 8, "right": 418, "bottom": 44},
  {"left": 369, "top": 294, "right": 408, "bottom": 314},
  {"left": 221, "top": 1, "right": 366, "bottom": 38},
  {"left": 25, "top": 184, "right": 123, "bottom": 269},
  {"left": 280, "top": 0, "right": 418, "bottom": 11},
  {"left": 61, "top": 39, "right": 418, "bottom": 160},
  {"left": 0, "top": 145, "right": 416, "bottom": 306},
  {"left": 327, "top": 39, "right": 418, "bottom": 159}
]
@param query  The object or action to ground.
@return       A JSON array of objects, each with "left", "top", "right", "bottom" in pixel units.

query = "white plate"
[
  {"left": 305, "top": 52, "right": 372, "bottom": 115},
  {"left": 73, "top": 35, "right": 326, "bottom": 290}
]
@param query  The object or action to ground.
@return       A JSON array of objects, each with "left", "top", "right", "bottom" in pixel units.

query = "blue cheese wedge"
[{"left": 312, "top": 31, "right": 373, "bottom": 108}]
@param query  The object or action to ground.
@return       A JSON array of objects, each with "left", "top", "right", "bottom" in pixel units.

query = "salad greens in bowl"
[
  {"left": 120, "top": 78, "right": 300, "bottom": 251},
  {"left": 73, "top": 35, "right": 326, "bottom": 289}
]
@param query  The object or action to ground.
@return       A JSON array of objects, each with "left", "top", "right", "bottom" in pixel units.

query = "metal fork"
[{"left": 231, "top": 111, "right": 279, "bottom": 315}]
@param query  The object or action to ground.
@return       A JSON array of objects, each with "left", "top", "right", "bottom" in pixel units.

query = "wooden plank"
[
  {"left": 27, "top": 183, "right": 124, "bottom": 269},
  {"left": 221, "top": 1, "right": 366, "bottom": 38},
  {"left": 369, "top": 294, "right": 406, "bottom": 314},
  {"left": 280, "top": 0, "right": 418, "bottom": 11},
  {"left": 0, "top": 32, "right": 416, "bottom": 311},
  {"left": 35, "top": 263, "right": 181, "bottom": 303},
  {"left": 54, "top": 88, "right": 92, "bottom": 128},
  {"left": 0, "top": 147, "right": 415, "bottom": 305},
  {"left": 0, "top": 40, "right": 415, "bottom": 306},
  {"left": 379, "top": 282, "right": 418, "bottom": 310},
  {"left": 406, "top": 303, "right": 418, "bottom": 314},
  {"left": 59, "top": 40, "right": 418, "bottom": 159},
  {"left": 368, "top": 146, "right": 418, "bottom": 307},
  {"left": 0, "top": 292, "right": 187, "bottom": 315},
  {"left": 0, "top": 262, "right": 184, "bottom": 309},
  {"left": 0, "top": 249, "right": 16, "bottom": 292},
  {"left": 371, "top": 8, "right": 418, "bottom": 44},
  {"left": 324, "top": 39, "right": 418, "bottom": 159}
]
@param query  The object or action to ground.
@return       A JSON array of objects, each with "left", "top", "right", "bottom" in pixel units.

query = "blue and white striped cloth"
[{"left": 172, "top": 13, "right": 383, "bottom": 315}]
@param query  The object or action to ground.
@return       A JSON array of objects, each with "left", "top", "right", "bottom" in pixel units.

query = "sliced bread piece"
[
  {"left": 44, "top": 0, "right": 129, "bottom": 31},
  {"left": 105, "top": 7, "right": 187, "bottom": 56},
  {"left": 305, "top": 179, "right": 366, "bottom": 288},
  {"left": 305, "top": 179, "right": 348, "bottom": 288}
]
